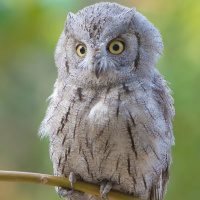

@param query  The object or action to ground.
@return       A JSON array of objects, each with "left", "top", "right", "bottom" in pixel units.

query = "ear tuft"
[{"left": 64, "top": 12, "right": 76, "bottom": 34}]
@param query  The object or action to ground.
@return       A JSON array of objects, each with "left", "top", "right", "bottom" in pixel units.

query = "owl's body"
[{"left": 40, "top": 2, "right": 175, "bottom": 200}]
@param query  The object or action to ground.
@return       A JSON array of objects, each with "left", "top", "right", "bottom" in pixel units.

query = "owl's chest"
[
  {"left": 58, "top": 98, "right": 132, "bottom": 181},
  {"left": 51, "top": 86, "right": 168, "bottom": 196},
  {"left": 54, "top": 88, "right": 129, "bottom": 158},
  {"left": 56, "top": 85, "right": 154, "bottom": 158},
  {"left": 59, "top": 89, "right": 137, "bottom": 158},
  {"left": 67, "top": 87, "right": 131, "bottom": 142}
]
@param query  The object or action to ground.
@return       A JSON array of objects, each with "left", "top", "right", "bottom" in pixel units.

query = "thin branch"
[{"left": 0, "top": 170, "right": 141, "bottom": 200}]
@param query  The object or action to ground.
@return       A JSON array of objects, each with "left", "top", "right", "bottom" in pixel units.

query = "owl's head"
[{"left": 55, "top": 2, "right": 163, "bottom": 87}]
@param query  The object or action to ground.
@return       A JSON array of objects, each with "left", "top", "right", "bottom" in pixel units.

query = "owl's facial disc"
[{"left": 76, "top": 34, "right": 137, "bottom": 80}]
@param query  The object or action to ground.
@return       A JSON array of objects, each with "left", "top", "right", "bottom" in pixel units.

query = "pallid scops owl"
[{"left": 39, "top": 2, "right": 175, "bottom": 200}]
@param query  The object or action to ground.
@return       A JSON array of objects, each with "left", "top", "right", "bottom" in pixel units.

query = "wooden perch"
[{"left": 0, "top": 170, "right": 141, "bottom": 200}]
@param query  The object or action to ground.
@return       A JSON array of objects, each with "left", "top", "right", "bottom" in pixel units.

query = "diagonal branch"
[{"left": 0, "top": 170, "right": 141, "bottom": 200}]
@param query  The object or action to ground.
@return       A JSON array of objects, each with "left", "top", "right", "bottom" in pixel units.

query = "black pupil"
[
  {"left": 80, "top": 46, "right": 85, "bottom": 54},
  {"left": 113, "top": 44, "right": 120, "bottom": 51}
]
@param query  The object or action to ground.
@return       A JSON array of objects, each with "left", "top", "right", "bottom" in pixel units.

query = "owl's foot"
[
  {"left": 57, "top": 187, "right": 84, "bottom": 198},
  {"left": 100, "top": 181, "right": 113, "bottom": 200},
  {"left": 57, "top": 172, "right": 84, "bottom": 198}
]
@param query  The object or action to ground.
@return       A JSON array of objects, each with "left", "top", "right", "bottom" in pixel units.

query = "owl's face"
[
  {"left": 66, "top": 30, "right": 138, "bottom": 78},
  {"left": 55, "top": 2, "right": 163, "bottom": 86}
]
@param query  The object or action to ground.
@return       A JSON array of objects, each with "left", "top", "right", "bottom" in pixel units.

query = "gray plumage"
[{"left": 39, "top": 2, "right": 175, "bottom": 200}]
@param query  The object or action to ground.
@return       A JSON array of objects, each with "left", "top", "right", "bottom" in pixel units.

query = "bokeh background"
[{"left": 0, "top": 0, "right": 199, "bottom": 199}]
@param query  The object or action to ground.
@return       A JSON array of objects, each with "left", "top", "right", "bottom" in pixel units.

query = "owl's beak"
[
  {"left": 94, "top": 61, "right": 102, "bottom": 79},
  {"left": 94, "top": 57, "right": 115, "bottom": 78}
]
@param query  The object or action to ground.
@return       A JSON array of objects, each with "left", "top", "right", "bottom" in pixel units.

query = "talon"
[
  {"left": 57, "top": 172, "right": 83, "bottom": 198},
  {"left": 57, "top": 187, "right": 70, "bottom": 197},
  {"left": 100, "top": 181, "right": 113, "bottom": 200},
  {"left": 69, "top": 172, "right": 77, "bottom": 189},
  {"left": 57, "top": 187, "right": 83, "bottom": 198}
]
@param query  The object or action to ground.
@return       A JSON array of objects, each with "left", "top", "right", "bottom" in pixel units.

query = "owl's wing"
[{"left": 150, "top": 166, "right": 170, "bottom": 200}]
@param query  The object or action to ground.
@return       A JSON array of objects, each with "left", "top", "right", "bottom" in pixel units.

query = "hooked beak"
[
  {"left": 93, "top": 57, "right": 117, "bottom": 79},
  {"left": 94, "top": 61, "right": 103, "bottom": 79}
]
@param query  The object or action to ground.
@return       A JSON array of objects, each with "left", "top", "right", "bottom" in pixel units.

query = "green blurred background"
[{"left": 0, "top": 0, "right": 199, "bottom": 199}]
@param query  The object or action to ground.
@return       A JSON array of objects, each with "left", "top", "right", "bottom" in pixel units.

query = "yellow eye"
[
  {"left": 109, "top": 40, "right": 124, "bottom": 54},
  {"left": 76, "top": 44, "right": 87, "bottom": 57}
]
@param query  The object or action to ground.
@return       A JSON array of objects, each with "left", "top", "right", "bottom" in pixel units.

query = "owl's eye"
[
  {"left": 108, "top": 40, "right": 124, "bottom": 54},
  {"left": 76, "top": 44, "right": 87, "bottom": 57}
]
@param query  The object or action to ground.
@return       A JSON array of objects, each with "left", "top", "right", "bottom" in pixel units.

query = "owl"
[{"left": 39, "top": 2, "right": 175, "bottom": 200}]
